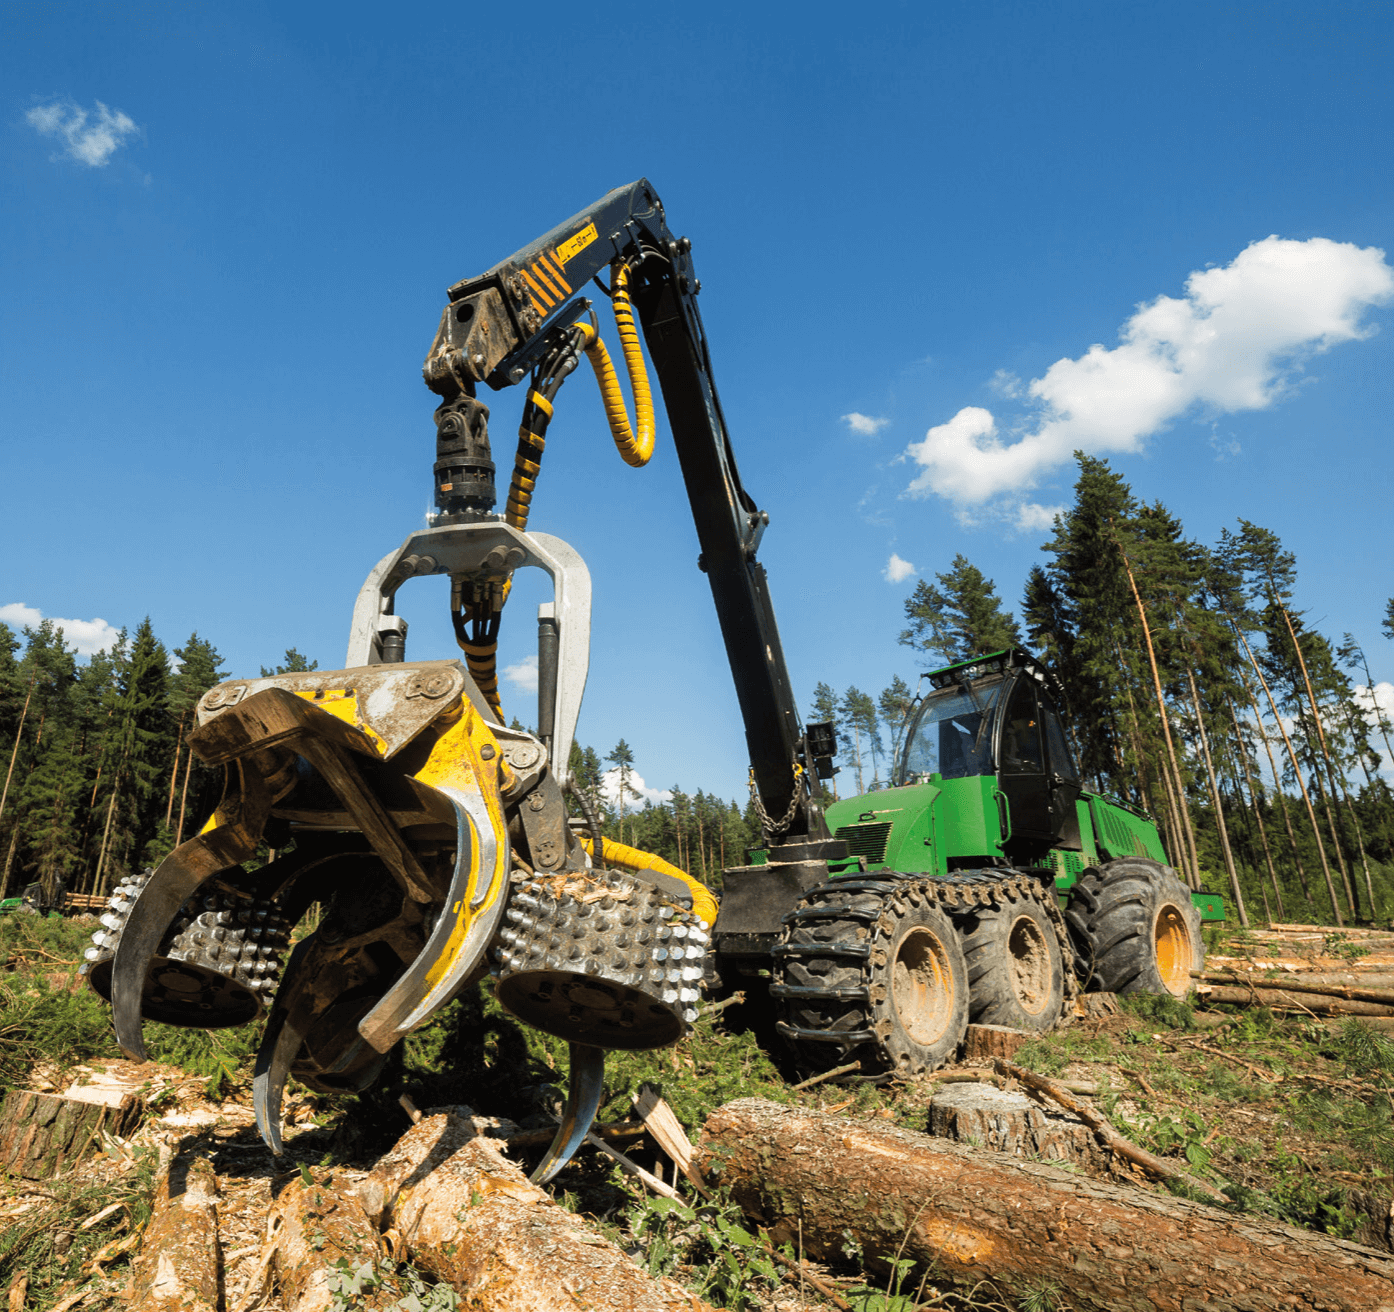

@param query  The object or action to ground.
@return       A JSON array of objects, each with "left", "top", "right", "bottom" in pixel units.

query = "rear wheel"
[
  {"left": 960, "top": 887, "right": 1065, "bottom": 1031},
  {"left": 1065, "top": 858, "right": 1201, "bottom": 997}
]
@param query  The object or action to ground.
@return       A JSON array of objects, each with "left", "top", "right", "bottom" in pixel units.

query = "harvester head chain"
[
  {"left": 83, "top": 869, "right": 291, "bottom": 1029},
  {"left": 493, "top": 866, "right": 709, "bottom": 1051},
  {"left": 773, "top": 868, "right": 1070, "bottom": 1080}
]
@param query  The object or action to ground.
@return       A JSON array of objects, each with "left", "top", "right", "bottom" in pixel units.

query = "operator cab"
[{"left": 898, "top": 649, "right": 1082, "bottom": 857}]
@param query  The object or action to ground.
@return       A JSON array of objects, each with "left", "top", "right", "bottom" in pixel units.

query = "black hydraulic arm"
[{"left": 428, "top": 180, "right": 829, "bottom": 844}]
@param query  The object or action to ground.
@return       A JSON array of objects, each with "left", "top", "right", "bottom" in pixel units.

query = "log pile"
[{"left": 699, "top": 1097, "right": 1394, "bottom": 1312}]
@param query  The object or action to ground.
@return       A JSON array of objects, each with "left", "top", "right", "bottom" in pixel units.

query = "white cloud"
[
  {"left": 989, "top": 369, "right": 1023, "bottom": 398},
  {"left": 503, "top": 653, "right": 539, "bottom": 694},
  {"left": 903, "top": 236, "right": 1394, "bottom": 509},
  {"left": 1356, "top": 682, "right": 1394, "bottom": 729},
  {"left": 601, "top": 766, "right": 671, "bottom": 811},
  {"left": 883, "top": 553, "right": 916, "bottom": 583},
  {"left": 842, "top": 412, "right": 890, "bottom": 436},
  {"left": 0, "top": 602, "right": 121, "bottom": 655},
  {"left": 26, "top": 99, "right": 138, "bottom": 167}
]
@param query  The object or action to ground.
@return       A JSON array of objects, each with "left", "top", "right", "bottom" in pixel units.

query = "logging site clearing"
[{"left": 2, "top": 912, "right": 1393, "bottom": 1312}]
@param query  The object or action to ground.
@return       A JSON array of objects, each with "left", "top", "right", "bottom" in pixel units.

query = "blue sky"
[{"left": 3, "top": 1, "right": 1392, "bottom": 804}]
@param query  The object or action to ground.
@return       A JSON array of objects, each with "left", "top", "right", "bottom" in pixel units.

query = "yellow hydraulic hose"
[
  {"left": 579, "top": 835, "right": 718, "bottom": 927},
  {"left": 576, "top": 264, "right": 655, "bottom": 467}
]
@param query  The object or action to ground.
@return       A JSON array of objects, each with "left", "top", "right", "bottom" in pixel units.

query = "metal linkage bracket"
[{"left": 346, "top": 522, "right": 590, "bottom": 786}]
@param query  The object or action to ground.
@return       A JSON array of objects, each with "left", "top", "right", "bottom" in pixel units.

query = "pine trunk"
[
  {"left": 1182, "top": 665, "right": 1248, "bottom": 925},
  {"left": 1232, "top": 620, "right": 1343, "bottom": 925},
  {"left": 127, "top": 1155, "right": 221, "bottom": 1312},
  {"left": 1226, "top": 695, "right": 1285, "bottom": 919},
  {"left": 1278, "top": 603, "right": 1360, "bottom": 916},
  {"left": 0, "top": 680, "right": 34, "bottom": 824},
  {"left": 701, "top": 1098, "right": 1394, "bottom": 1312}
]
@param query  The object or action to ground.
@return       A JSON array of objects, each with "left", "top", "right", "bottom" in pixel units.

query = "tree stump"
[
  {"left": 0, "top": 1087, "right": 142, "bottom": 1179},
  {"left": 962, "top": 1024, "right": 1032, "bottom": 1063},
  {"left": 928, "top": 1081, "right": 1110, "bottom": 1173},
  {"left": 1075, "top": 991, "right": 1122, "bottom": 1017}
]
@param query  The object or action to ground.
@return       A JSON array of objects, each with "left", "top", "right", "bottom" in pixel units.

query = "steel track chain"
[{"left": 771, "top": 867, "right": 1077, "bottom": 1077}]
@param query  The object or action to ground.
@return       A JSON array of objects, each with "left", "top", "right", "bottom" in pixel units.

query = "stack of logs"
[{"left": 71, "top": 1082, "right": 1394, "bottom": 1312}]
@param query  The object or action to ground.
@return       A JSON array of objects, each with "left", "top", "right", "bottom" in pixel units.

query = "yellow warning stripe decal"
[
  {"left": 538, "top": 251, "right": 573, "bottom": 293},
  {"left": 520, "top": 269, "right": 556, "bottom": 309}
]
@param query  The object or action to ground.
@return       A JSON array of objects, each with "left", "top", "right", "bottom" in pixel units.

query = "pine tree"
[
  {"left": 839, "top": 687, "right": 881, "bottom": 793},
  {"left": 877, "top": 675, "right": 916, "bottom": 779},
  {"left": 92, "top": 619, "right": 172, "bottom": 893},
  {"left": 261, "top": 647, "right": 318, "bottom": 676},
  {"left": 605, "top": 739, "right": 642, "bottom": 846},
  {"left": 900, "top": 555, "right": 1021, "bottom": 666},
  {"left": 160, "top": 633, "right": 227, "bottom": 853},
  {"left": 1383, "top": 599, "right": 1394, "bottom": 643}
]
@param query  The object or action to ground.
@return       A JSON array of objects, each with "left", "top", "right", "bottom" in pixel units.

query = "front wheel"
[
  {"left": 1065, "top": 858, "right": 1202, "bottom": 997},
  {"left": 872, "top": 897, "right": 971, "bottom": 1074}
]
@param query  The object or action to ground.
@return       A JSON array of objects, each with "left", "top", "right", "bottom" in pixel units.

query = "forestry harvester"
[{"left": 83, "top": 181, "right": 1220, "bottom": 1173}]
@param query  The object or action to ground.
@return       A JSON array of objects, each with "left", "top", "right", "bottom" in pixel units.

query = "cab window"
[
  {"left": 1040, "top": 695, "right": 1080, "bottom": 782},
  {"left": 999, "top": 679, "right": 1044, "bottom": 774},
  {"left": 902, "top": 680, "right": 1004, "bottom": 781}
]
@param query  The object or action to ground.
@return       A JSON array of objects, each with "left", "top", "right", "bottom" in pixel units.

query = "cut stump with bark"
[
  {"left": 0, "top": 1087, "right": 142, "bottom": 1179},
  {"left": 356, "top": 1112, "right": 721, "bottom": 1312},
  {"left": 927, "top": 1081, "right": 1110, "bottom": 1174},
  {"left": 127, "top": 1154, "right": 222, "bottom": 1312},
  {"left": 962, "top": 1025, "right": 1032, "bottom": 1064},
  {"left": 700, "top": 1097, "right": 1394, "bottom": 1312}
]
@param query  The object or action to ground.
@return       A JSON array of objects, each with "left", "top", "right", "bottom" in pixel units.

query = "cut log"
[
  {"left": 0, "top": 1087, "right": 142, "bottom": 1179},
  {"left": 357, "top": 1112, "right": 720, "bottom": 1312},
  {"left": 1195, "top": 971, "right": 1394, "bottom": 1006},
  {"left": 927, "top": 1081, "right": 1110, "bottom": 1174},
  {"left": 962, "top": 1024, "right": 1033, "bottom": 1063},
  {"left": 700, "top": 1097, "right": 1394, "bottom": 1312},
  {"left": 270, "top": 1173, "right": 392, "bottom": 1311},
  {"left": 1198, "top": 986, "right": 1394, "bottom": 1017},
  {"left": 127, "top": 1155, "right": 221, "bottom": 1312}
]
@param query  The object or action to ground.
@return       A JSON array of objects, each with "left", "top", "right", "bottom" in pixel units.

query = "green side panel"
[
  {"left": 826, "top": 776, "right": 1004, "bottom": 878},
  {"left": 1048, "top": 847, "right": 1088, "bottom": 895},
  {"left": 1192, "top": 892, "right": 1226, "bottom": 922},
  {"left": 0, "top": 898, "right": 21, "bottom": 914},
  {"left": 1087, "top": 795, "right": 1167, "bottom": 864},
  {"left": 826, "top": 782, "right": 941, "bottom": 876},
  {"left": 934, "top": 776, "right": 1003, "bottom": 864}
]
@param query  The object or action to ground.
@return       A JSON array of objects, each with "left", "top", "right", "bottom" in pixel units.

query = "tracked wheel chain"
[{"left": 771, "top": 868, "right": 1076, "bottom": 1078}]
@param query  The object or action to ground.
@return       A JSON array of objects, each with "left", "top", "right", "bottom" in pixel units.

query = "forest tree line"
[
  {"left": 1, "top": 454, "right": 1391, "bottom": 925},
  {"left": 804, "top": 456, "right": 1394, "bottom": 928}
]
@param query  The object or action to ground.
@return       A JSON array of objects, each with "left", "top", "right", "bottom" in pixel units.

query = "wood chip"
[{"left": 632, "top": 1085, "right": 710, "bottom": 1197}]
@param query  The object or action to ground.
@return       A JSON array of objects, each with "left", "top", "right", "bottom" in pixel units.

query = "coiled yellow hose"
[
  {"left": 578, "top": 835, "right": 718, "bottom": 927},
  {"left": 576, "top": 263, "right": 654, "bottom": 467}
]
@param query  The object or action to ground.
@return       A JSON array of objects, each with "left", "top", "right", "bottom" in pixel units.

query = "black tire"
[
  {"left": 1064, "top": 857, "right": 1202, "bottom": 997},
  {"left": 775, "top": 881, "right": 969, "bottom": 1079},
  {"left": 959, "top": 886, "right": 1065, "bottom": 1031},
  {"left": 872, "top": 896, "right": 971, "bottom": 1075}
]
